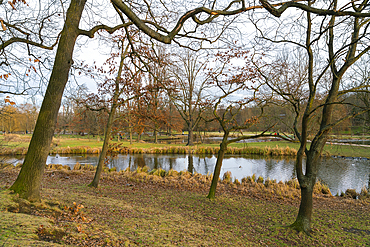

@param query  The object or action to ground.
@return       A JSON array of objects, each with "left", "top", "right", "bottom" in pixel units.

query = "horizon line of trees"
[{"left": 1, "top": 92, "right": 367, "bottom": 138}]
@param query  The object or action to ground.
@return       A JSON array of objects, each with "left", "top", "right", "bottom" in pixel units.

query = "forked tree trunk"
[
  {"left": 290, "top": 137, "right": 323, "bottom": 233},
  {"left": 10, "top": 0, "right": 87, "bottom": 202},
  {"left": 207, "top": 135, "right": 228, "bottom": 199}
]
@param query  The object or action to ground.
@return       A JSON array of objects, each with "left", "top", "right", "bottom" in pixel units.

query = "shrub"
[
  {"left": 234, "top": 179, "right": 241, "bottom": 186},
  {"left": 314, "top": 180, "right": 332, "bottom": 195},
  {"left": 151, "top": 169, "right": 166, "bottom": 177},
  {"left": 141, "top": 166, "right": 149, "bottom": 173},
  {"left": 180, "top": 170, "right": 192, "bottom": 179},
  {"left": 63, "top": 165, "right": 71, "bottom": 170},
  {"left": 285, "top": 178, "right": 300, "bottom": 189},
  {"left": 264, "top": 178, "right": 273, "bottom": 187},
  {"left": 167, "top": 169, "right": 179, "bottom": 177},
  {"left": 223, "top": 171, "right": 232, "bottom": 183},
  {"left": 345, "top": 189, "right": 358, "bottom": 199},
  {"left": 109, "top": 167, "right": 117, "bottom": 172},
  {"left": 257, "top": 176, "right": 264, "bottom": 184}
]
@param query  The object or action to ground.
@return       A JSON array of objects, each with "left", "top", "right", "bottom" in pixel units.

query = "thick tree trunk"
[
  {"left": 207, "top": 135, "right": 228, "bottom": 199},
  {"left": 187, "top": 127, "right": 194, "bottom": 146},
  {"left": 290, "top": 176, "right": 315, "bottom": 234},
  {"left": 154, "top": 128, "right": 158, "bottom": 144},
  {"left": 10, "top": 0, "right": 86, "bottom": 202},
  {"left": 291, "top": 142, "right": 321, "bottom": 233},
  {"left": 291, "top": 77, "right": 340, "bottom": 233}
]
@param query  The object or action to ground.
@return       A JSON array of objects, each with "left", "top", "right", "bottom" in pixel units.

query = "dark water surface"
[{"left": 3, "top": 153, "right": 369, "bottom": 195}]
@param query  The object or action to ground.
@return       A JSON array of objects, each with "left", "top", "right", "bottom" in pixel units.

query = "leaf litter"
[{"left": 0, "top": 166, "right": 369, "bottom": 246}]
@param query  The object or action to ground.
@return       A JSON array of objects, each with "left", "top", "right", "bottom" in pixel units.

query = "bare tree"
[
  {"left": 206, "top": 49, "right": 284, "bottom": 199},
  {"left": 253, "top": 0, "right": 370, "bottom": 233},
  {"left": 4, "top": 0, "right": 370, "bottom": 204},
  {"left": 89, "top": 37, "right": 143, "bottom": 187},
  {"left": 167, "top": 50, "right": 212, "bottom": 145},
  {"left": 8, "top": 0, "right": 126, "bottom": 201}
]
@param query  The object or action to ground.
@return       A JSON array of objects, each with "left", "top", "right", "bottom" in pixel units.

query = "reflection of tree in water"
[
  {"left": 187, "top": 154, "right": 194, "bottom": 174},
  {"left": 154, "top": 157, "right": 159, "bottom": 170},
  {"left": 168, "top": 157, "right": 174, "bottom": 170},
  {"left": 201, "top": 156, "right": 211, "bottom": 175},
  {"left": 134, "top": 154, "right": 145, "bottom": 170},
  {"left": 317, "top": 157, "right": 354, "bottom": 195}
]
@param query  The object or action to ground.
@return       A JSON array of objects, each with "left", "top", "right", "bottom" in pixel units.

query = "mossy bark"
[{"left": 10, "top": 0, "right": 87, "bottom": 202}]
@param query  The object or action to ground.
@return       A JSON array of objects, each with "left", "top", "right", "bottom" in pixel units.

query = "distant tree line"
[{"left": 1, "top": 89, "right": 367, "bottom": 138}]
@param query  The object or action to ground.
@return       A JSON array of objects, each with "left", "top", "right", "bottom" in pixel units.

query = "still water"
[{"left": 4, "top": 153, "right": 369, "bottom": 195}]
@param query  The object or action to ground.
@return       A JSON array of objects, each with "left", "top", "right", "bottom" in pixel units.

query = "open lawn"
[{"left": 0, "top": 167, "right": 369, "bottom": 246}]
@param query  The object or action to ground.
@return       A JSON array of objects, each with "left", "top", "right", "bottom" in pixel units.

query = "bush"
[
  {"left": 152, "top": 169, "right": 166, "bottom": 177},
  {"left": 223, "top": 171, "right": 232, "bottom": 183},
  {"left": 345, "top": 189, "right": 358, "bottom": 199},
  {"left": 257, "top": 176, "right": 264, "bottom": 184},
  {"left": 314, "top": 180, "right": 332, "bottom": 195}
]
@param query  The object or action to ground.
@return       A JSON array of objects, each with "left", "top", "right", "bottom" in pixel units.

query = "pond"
[{"left": 3, "top": 153, "right": 369, "bottom": 195}]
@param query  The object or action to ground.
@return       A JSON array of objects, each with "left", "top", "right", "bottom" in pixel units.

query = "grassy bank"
[
  {"left": 1, "top": 134, "right": 370, "bottom": 158},
  {"left": 0, "top": 166, "right": 369, "bottom": 246}
]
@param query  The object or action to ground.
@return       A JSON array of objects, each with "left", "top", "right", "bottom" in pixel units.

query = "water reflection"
[{"left": 3, "top": 153, "right": 369, "bottom": 195}]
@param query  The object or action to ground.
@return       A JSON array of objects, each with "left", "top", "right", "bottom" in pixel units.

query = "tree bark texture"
[
  {"left": 10, "top": 0, "right": 87, "bottom": 201},
  {"left": 207, "top": 135, "right": 228, "bottom": 199}
]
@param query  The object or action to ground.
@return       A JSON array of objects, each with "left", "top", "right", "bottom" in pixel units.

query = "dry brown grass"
[{"left": 1, "top": 165, "right": 369, "bottom": 246}]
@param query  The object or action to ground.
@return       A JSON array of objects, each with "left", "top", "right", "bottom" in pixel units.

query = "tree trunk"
[
  {"left": 290, "top": 141, "right": 321, "bottom": 233},
  {"left": 207, "top": 134, "right": 228, "bottom": 199},
  {"left": 187, "top": 127, "right": 194, "bottom": 146},
  {"left": 154, "top": 128, "right": 158, "bottom": 144},
  {"left": 89, "top": 45, "right": 127, "bottom": 188},
  {"left": 129, "top": 127, "right": 133, "bottom": 144},
  {"left": 10, "top": 0, "right": 86, "bottom": 202},
  {"left": 290, "top": 176, "right": 315, "bottom": 234},
  {"left": 89, "top": 103, "right": 117, "bottom": 187}
]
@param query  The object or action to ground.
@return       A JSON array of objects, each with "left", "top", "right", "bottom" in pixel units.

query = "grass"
[
  {"left": 0, "top": 166, "right": 369, "bottom": 246},
  {"left": 230, "top": 141, "right": 370, "bottom": 158},
  {"left": 1, "top": 134, "right": 370, "bottom": 158}
]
